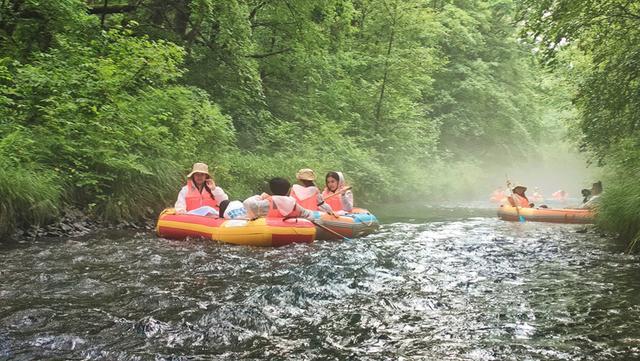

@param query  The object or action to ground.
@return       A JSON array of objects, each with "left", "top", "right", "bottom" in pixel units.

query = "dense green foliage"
[
  {"left": 1, "top": 0, "right": 559, "bottom": 237},
  {"left": 430, "top": 1, "right": 545, "bottom": 160},
  {"left": 595, "top": 141, "right": 640, "bottom": 249},
  {"left": 517, "top": 0, "right": 640, "bottom": 245}
]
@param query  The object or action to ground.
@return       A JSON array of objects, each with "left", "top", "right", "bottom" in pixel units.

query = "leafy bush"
[{"left": 1, "top": 27, "right": 236, "bottom": 231}]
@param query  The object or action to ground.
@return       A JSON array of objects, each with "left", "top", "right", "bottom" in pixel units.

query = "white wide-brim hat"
[{"left": 187, "top": 162, "right": 211, "bottom": 178}]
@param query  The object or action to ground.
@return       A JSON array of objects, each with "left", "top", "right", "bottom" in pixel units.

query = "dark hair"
[
  {"left": 581, "top": 189, "right": 591, "bottom": 197},
  {"left": 218, "top": 199, "right": 230, "bottom": 217},
  {"left": 190, "top": 174, "right": 215, "bottom": 200},
  {"left": 300, "top": 179, "right": 315, "bottom": 187},
  {"left": 269, "top": 177, "right": 291, "bottom": 196},
  {"left": 325, "top": 171, "right": 340, "bottom": 191},
  {"left": 325, "top": 171, "right": 340, "bottom": 183}
]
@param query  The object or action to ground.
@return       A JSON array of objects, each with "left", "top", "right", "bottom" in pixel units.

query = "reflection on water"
[{"left": 1, "top": 212, "right": 639, "bottom": 360}]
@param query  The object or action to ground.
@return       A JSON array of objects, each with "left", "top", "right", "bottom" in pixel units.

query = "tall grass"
[
  {"left": 0, "top": 167, "right": 62, "bottom": 236},
  {"left": 99, "top": 159, "right": 185, "bottom": 223},
  {"left": 596, "top": 141, "right": 640, "bottom": 252},
  {"left": 598, "top": 171, "right": 640, "bottom": 252}
]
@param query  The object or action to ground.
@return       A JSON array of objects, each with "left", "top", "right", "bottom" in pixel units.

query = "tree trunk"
[
  {"left": 173, "top": 0, "right": 190, "bottom": 38},
  {"left": 374, "top": 11, "right": 396, "bottom": 131}
]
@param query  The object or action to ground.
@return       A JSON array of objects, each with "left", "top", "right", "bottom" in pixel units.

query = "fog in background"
[
  {"left": 476, "top": 142, "right": 601, "bottom": 203},
  {"left": 422, "top": 138, "right": 602, "bottom": 207}
]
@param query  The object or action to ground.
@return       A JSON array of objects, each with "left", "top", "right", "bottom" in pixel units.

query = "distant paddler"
[
  {"left": 490, "top": 186, "right": 507, "bottom": 203},
  {"left": 580, "top": 181, "right": 603, "bottom": 210},
  {"left": 551, "top": 189, "right": 568, "bottom": 202},
  {"left": 530, "top": 187, "right": 544, "bottom": 203},
  {"left": 507, "top": 184, "right": 534, "bottom": 208}
]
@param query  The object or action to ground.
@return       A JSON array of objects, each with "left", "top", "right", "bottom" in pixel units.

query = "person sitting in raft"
[
  {"left": 174, "top": 162, "right": 228, "bottom": 216},
  {"left": 291, "top": 168, "right": 335, "bottom": 215},
  {"left": 581, "top": 181, "right": 602, "bottom": 210},
  {"left": 581, "top": 188, "right": 592, "bottom": 204},
  {"left": 507, "top": 185, "right": 534, "bottom": 208},
  {"left": 243, "top": 177, "right": 316, "bottom": 220},
  {"left": 218, "top": 199, "right": 248, "bottom": 220},
  {"left": 322, "top": 171, "right": 354, "bottom": 214}
]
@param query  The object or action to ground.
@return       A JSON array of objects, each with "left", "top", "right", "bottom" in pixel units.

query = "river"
[{"left": 1, "top": 205, "right": 639, "bottom": 360}]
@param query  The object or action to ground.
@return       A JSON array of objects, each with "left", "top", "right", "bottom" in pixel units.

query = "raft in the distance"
[{"left": 497, "top": 205, "right": 594, "bottom": 224}]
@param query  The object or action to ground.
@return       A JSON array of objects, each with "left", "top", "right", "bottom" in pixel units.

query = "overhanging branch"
[
  {"left": 247, "top": 47, "right": 292, "bottom": 58},
  {"left": 88, "top": 4, "right": 137, "bottom": 15}
]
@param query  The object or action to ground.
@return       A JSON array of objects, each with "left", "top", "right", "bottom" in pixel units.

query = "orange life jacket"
[
  {"left": 185, "top": 179, "right": 218, "bottom": 211},
  {"left": 509, "top": 194, "right": 530, "bottom": 208},
  {"left": 267, "top": 196, "right": 301, "bottom": 218},
  {"left": 322, "top": 189, "right": 344, "bottom": 212},
  {"left": 291, "top": 185, "right": 319, "bottom": 211}
]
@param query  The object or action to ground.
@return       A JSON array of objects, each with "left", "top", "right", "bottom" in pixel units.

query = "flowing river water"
[{"left": 1, "top": 205, "right": 640, "bottom": 360}]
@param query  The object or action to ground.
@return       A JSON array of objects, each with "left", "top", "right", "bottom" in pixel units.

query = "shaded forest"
[{"left": 0, "top": 0, "right": 597, "bottom": 238}]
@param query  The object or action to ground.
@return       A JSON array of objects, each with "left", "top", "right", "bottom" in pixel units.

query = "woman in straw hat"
[
  {"left": 174, "top": 162, "right": 228, "bottom": 216},
  {"left": 290, "top": 168, "right": 334, "bottom": 215}
]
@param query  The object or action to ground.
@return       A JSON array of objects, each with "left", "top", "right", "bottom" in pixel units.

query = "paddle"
[
  {"left": 506, "top": 178, "right": 525, "bottom": 223},
  {"left": 323, "top": 186, "right": 353, "bottom": 201},
  {"left": 310, "top": 219, "right": 352, "bottom": 241}
]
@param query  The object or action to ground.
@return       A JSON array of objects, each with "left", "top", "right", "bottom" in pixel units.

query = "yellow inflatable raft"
[
  {"left": 497, "top": 205, "right": 594, "bottom": 224},
  {"left": 156, "top": 209, "right": 315, "bottom": 247}
]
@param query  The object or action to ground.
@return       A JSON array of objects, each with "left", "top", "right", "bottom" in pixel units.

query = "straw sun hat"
[
  {"left": 187, "top": 162, "right": 211, "bottom": 178},
  {"left": 512, "top": 185, "right": 527, "bottom": 192},
  {"left": 296, "top": 168, "right": 316, "bottom": 181}
]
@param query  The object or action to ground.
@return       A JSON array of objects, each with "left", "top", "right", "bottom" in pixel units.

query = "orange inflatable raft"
[
  {"left": 156, "top": 209, "right": 315, "bottom": 247},
  {"left": 313, "top": 208, "right": 379, "bottom": 240},
  {"left": 497, "top": 205, "right": 594, "bottom": 224}
]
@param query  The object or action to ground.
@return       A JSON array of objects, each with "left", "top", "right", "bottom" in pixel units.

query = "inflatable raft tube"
[
  {"left": 497, "top": 205, "right": 594, "bottom": 224},
  {"left": 156, "top": 209, "right": 315, "bottom": 247},
  {"left": 313, "top": 208, "right": 380, "bottom": 240}
]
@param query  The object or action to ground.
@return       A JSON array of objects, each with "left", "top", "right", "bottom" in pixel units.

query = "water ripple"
[{"left": 1, "top": 219, "right": 639, "bottom": 359}]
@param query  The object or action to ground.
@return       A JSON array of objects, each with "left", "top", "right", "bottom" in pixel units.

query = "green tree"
[
  {"left": 517, "top": 0, "right": 640, "bottom": 161},
  {"left": 429, "top": 0, "right": 544, "bottom": 162},
  {"left": 517, "top": 0, "right": 640, "bottom": 245}
]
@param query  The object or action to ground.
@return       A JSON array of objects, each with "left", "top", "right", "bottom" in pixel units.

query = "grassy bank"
[{"left": 595, "top": 142, "right": 640, "bottom": 251}]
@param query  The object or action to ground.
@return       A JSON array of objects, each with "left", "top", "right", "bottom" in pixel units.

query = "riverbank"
[
  {"left": 8, "top": 207, "right": 155, "bottom": 241},
  {"left": 1, "top": 153, "right": 490, "bottom": 241}
]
